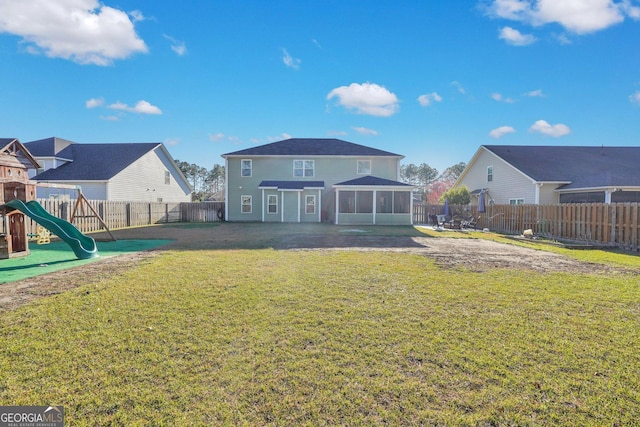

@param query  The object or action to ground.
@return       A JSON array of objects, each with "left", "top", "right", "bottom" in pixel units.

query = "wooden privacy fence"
[
  {"left": 11, "top": 199, "right": 225, "bottom": 237},
  {"left": 415, "top": 202, "right": 640, "bottom": 251}
]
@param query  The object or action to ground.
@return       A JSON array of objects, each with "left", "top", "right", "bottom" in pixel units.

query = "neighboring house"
[
  {"left": 222, "top": 138, "right": 413, "bottom": 225},
  {"left": 25, "top": 137, "right": 192, "bottom": 202},
  {"left": 455, "top": 145, "right": 640, "bottom": 205}
]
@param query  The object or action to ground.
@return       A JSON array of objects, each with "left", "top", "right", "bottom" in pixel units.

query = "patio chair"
[{"left": 462, "top": 216, "right": 479, "bottom": 230}]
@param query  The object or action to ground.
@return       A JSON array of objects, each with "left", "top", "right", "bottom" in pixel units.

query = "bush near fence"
[{"left": 414, "top": 202, "right": 640, "bottom": 251}]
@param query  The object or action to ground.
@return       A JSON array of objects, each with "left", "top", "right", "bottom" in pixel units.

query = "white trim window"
[
  {"left": 357, "top": 160, "right": 371, "bottom": 175},
  {"left": 509, "top": 198, "right": 525, "bottom": 205},
  {"left": 293, "top": 160, "right": 314, "bottom": 177},
  {"left": 241, "top": 159, "right": 252, "bottom": 177},
  {"left": 305, "top": 195, "right": 316, "bottom": 214},
  {"left": 487, "top": 166, "right": 493, "bottom": 182},
  {"left": 241, "top": 195, "right": 252, "bottom": 213},
  {"left": 164, "top": 170, "right": 171, "bottom": 185},
  {"left": 267, "top": 195, "right": 278, "bottom": 214}
]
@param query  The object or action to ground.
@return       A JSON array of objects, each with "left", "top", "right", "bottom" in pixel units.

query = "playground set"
[{"left": 0, "top": 138, "right": 112, "bottom": 260}]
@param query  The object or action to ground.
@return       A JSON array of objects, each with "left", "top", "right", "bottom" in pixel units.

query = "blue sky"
[{"left": 1, "top": 0, "right": 639, "bottom": 173}]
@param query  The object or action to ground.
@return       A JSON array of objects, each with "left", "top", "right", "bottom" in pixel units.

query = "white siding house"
[
  {"left": 455, "top": 145, "right": 640, "bottom": 205},
  {"left": 25, "top": 137, "right": 192, "bottom": 202}
]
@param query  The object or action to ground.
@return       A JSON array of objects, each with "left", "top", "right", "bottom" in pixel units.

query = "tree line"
[
  {"left": 176, "top": 160, "right": 468, "bottom": 203},
  {"left": 400, "top": 162, "right": 466, "bottom": 204},
  {"left": 175, "top": 160, "right": 225, "bottom": 201}
]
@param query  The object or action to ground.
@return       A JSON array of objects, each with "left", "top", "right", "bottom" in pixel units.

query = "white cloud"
[
  {"left": 208, "top": 133, "right": 225, "bottom": 142},
  {"left": 132, "top": 100, "right": 162, "bottom": 114},
  {"left": 524, "top": 89, "right": 545, "bottom": 97},
  {"left": 85, "top": 97, "right": 104, "bottom": 108},
  {"left": 327, "top": 82, "right": 399, "bottom": 117},
  {"left": 491, "top": 92, "right": 515, "bottom": 103},
  {"left": 267, "top": 133, "right": 292, "bottom": 142},
  {"left": 554, "top": 32, "right": 573, "bottom": 44},
  {"left": 327, "top": 130, "right": 348, "bottom": 136},
  {"left": 417, "top": 92, "right": 443, "bottom": 107},
  {"left": 486, "top": 0, "right": 640, "bottom": 35},
  {"left": 282, "top": 48, "right": 301, "bottom": 70},
  {"left": 0, "top": 0, "right": 148, "bottom": 65},
  {"left": 99, "top": 115, "right": 119, "bottom": 121},
  {"left": 164, "top": 35, "right": 187, "bottom": 56},
  {"left": 529, "top": 119, "right": 571, "bottom": 137},
  {"left": 487, "top": 0, "right": 531, "bottom": 21},
  {"left": 129, "top": 10, "right": 147, "bottom": 22},
  {"left": 489, "top": 125, "right": 517, "bottom": 138},
  {"left": 630, "top": 90, "right": 640, "bottom": 104},
  {"left": 451, "top": 81, "right": 467, "bottom": 95},
  {"left": 164, "top": 138, "right": 180, "bottom": 146},
  {"left": 108, "top": 100, "right": 162, "bottom": 115},
  {"left": 352, "top": 126, "right": 379, "bottom": 136},
  {"left": 499, "top": 26, "right": 537, "bottom": 45}
]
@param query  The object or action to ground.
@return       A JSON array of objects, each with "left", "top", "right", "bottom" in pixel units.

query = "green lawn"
[{"left": 1, "top": 225, "right": 639, "bottom": 425}]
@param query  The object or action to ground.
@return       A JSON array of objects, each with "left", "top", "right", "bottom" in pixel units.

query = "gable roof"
[
  {"left": 334, "top": 176, "right": 413, "bottom": 187},
  {"left": 222, "top": 138, "right": 402, "bottom": 158},
  {"left": 23, "top": 137, "right": 75, "bottom": 158},
  {"left": 30, "top": 142, "right": 162, "bottom": 181},
  {"left": 0, "top": 138, "right": 40, "bottom": 169},
  {"left": 483, "top": 145, "right": 640, "bottom": 189}
]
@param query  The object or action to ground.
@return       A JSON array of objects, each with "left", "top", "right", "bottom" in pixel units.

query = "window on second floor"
[
  {"left": 164, "top": 171, "right": 171, "bottom": 185},
  {"left": 293, "top": 160, "right": 314, "bottom": 177},
  {"left": 357, "top": 160, "right": 371, "bottom": 174},
  {"left": 487, "top": 166, "right": 493, "bottom": 182},
  {"left": 241, "top": 159, "right": 252, "bottom": 177}
]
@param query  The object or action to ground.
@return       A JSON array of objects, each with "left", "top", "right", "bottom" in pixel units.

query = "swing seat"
[{"left": 29, "top": 226, "right": 51, "bottom": 244}]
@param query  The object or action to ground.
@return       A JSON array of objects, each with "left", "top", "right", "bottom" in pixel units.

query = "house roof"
[
  {"left": 334, "top": 176, "right": 412, "bottom": 187},
  {"left": 29, "top": 142, "right": 162, "bottom": 181},
  {"left": 259, "top": 180, "right": 325, "bottom": 190},
  {"left": 222, "top": 138, "right": 402, "bottom": 158},
  {"left": 23, "top": 137, "right": 75, "bottom": 157},
  {"left": 483, "top": 145, "right": 640, "bottom": 189}
]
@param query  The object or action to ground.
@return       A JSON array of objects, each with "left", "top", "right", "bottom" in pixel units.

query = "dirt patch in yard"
[{"left": 0, "top": 223, "right": 633, "bottom": 313}]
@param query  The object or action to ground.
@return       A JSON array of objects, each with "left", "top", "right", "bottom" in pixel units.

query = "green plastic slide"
[{"left": 4, "top": 199, "right": 99, "bottom": 259}]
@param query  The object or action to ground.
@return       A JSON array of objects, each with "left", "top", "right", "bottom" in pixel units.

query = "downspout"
[
  {"left": 297, "top": 191, "right": 301, "bottom": 223},
  {"left": 261, "top": 188, "right": 265, "bottom": 222},
  {"left": 335, "top": 189, "right": 340, "bottom": 225},
  {"left": 281, "top": 191, "right": 284, "bottom": 223},
  {"left": 373, "top": 189, "right": 377, "bottom": 225},
  {"left": 318, "top": 189, "right": 322, "bottom": 223}
]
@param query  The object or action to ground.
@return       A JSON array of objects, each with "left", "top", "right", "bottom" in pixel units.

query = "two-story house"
[
  {"left": 25, "top": 137, "right": 192, "bottom": 202},
  {"left": 455, "top": 145, "right": 640, "bottom": 205},
  {"left": 222, "top": 138, "right": 413, "bottom": 225}
]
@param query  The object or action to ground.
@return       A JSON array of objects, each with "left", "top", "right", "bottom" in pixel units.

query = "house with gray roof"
[
  {"left": 222, "top": 138, "right": 413, "bottom": 224},
  {"left": 455, "top": 145, "right": 640, "bottom": 205},
  {"left": 25, "top": 137, "right": 192, "bottom": 202}
]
